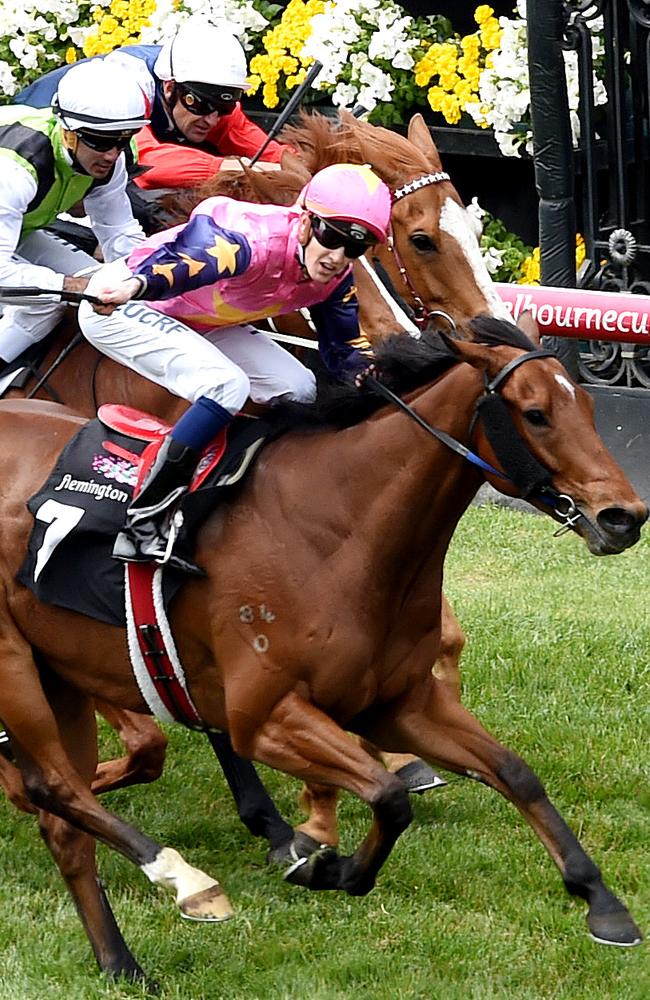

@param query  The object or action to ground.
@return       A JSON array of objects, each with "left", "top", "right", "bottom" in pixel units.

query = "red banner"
[{"left": 496, "top": 283, "right": 650, "bottom": 344}]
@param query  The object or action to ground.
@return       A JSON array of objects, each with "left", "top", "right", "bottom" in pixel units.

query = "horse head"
[
  {"left": 333, "top": 112, "right": 511, "bottom": 331},
  {"left": 440, "top": 317, "right": 648, "bottom": 554},
  {"left": 186, "top": 111, "right": 510, "bottom": 339}
]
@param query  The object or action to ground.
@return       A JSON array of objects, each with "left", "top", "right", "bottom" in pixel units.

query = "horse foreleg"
[
  {"left": 233, "top": 691, "right": 412, "bottom": 897},
  {"left": 432, "top": 593, "right": 465, "bottom": 698},
  {"left": 206, "top": 730, "right": 294, "bottom": 850},
  {"left": 295, "top": 781, "right": 340, "bottom": 848},
  {"left": 367, "top": 680, "right": 642, "bottom": 948},
  {"left": 378, "top": 594, "right": 464, "bottom": 785},
  {"left": 0, "top": 750, "right": 36, "bottom": 814},
  {"left": 91, "top": 700, "right": 168, "bottom": 794}
]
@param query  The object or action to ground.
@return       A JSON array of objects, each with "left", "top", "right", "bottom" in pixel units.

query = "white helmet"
[
  {"left": 53, "top": 60, "right": 151, "bottom": 132},
  {"left": 154, "top": 19, "right": 251, "bottom": 91}
]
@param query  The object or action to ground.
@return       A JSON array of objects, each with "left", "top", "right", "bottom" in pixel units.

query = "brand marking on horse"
[
  {"left": 253, "top": 635, "right": 270, "bottom": 653},
  {"left": 239, "top": 604, "right": 275, "bottom": 624},
  {"left": 439, "top": 198, "right": 510, "bottom": 319}
]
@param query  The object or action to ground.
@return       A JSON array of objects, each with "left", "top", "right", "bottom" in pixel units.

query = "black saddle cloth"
[{"left": 17, "top": 413, "right": 274, "bottom": 626}]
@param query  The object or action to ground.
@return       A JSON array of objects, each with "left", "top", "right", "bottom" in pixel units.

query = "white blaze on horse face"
[
  {"left": 357, "top": 255, "right": 420, "bottom": 335},
  {"left": 555, "top": 372, "right": 576, "bottom": 399},
  {"left": 438, "top": 198, "right": 511, "bottom": 319}
]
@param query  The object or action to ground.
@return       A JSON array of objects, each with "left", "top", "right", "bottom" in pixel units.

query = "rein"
[
  {"left": 385, "top": 171, "right": 457, "bottom": 332},
  {"left": 365, "top": 349, "right": 585, "bottom": 530}
]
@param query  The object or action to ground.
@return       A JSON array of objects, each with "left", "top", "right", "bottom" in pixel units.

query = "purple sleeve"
[{"left": 132, "top": 213, "right": 252, "bottom": 300}]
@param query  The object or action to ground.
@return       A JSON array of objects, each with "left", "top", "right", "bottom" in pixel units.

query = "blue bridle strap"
[{"left": 363, "top": 349, "right": 576, "bottom": 518}]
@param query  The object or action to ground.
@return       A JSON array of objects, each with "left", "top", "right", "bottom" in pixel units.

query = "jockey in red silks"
[{"left": 79, "top": 163, "right": 392, "bottom": 573}]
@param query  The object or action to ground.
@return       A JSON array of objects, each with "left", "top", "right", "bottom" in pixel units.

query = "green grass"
[{"left": 0, "top": 504, "right": 648, "bottom": 999}]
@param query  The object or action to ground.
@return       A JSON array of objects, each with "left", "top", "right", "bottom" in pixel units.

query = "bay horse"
[
  {"left": 0, "top": 317, "right": 645, "bottom": 983},
  {"left": 1, "top": 110, "right": 496, "bottom": 846}
]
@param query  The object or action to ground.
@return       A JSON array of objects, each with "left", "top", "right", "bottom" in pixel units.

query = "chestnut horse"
[
  {"left": 0, "top": 317, "right": 645, "bottom": 983},
  {"left": 2, "top": 110, "right": 496, "bottom": 844}
]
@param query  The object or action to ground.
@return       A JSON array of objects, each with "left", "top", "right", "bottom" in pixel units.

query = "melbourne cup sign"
[{"left": 496, "top": 284, "right": 650, "bottom": 343}]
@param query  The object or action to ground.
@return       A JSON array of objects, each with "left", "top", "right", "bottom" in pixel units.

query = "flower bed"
[{"left": 1, "top": 0, "right": 606, "bottom": 158}]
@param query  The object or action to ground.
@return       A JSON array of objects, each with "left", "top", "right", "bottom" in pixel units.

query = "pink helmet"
[{"left": 300, "top": 163, "right": 391, "bottom": 242}]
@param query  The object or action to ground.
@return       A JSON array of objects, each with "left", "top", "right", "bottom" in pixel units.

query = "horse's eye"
[
  {"left": 524, "top": 408, "right": 548, "bottom": 427},
  {"left": 410, "top": 233, "right": 437, "bottom": 253}
]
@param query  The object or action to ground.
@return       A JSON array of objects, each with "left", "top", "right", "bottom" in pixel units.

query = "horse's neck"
[{"left": 360, "top": 369, "right": 482, "bottom": 556}]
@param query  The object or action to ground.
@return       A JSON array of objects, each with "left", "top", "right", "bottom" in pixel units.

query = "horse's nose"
[{"left": 597, "top": 503, "right": 649, "bottom": 540}]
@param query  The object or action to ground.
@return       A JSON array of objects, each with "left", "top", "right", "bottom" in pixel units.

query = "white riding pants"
[
  {"left": 79, "top": 258, "right": 316, "bottom": 415},
  {"left": 0, "top": 230, "right": 99, "bottom": 362}
]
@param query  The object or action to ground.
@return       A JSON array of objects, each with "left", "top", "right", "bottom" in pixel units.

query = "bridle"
[
  {"left": 364, "top": 348, "right": 584, "bottom": 533},
  {"left": 383, "top": 170, "right": 457, "bottom": 332}
]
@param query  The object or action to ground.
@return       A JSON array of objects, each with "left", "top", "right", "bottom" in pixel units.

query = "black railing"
[{"left": 529, "top": 0, "right": 650, "bottom": 387}]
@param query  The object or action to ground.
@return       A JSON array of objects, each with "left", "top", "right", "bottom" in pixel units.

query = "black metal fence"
[{"left": 530, "top": 0, "right": 650, "bottom": 387}]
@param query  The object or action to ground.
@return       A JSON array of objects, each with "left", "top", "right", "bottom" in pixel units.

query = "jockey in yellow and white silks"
[{"left": 79, "top": 163, "right": 392, "bottom": 573}]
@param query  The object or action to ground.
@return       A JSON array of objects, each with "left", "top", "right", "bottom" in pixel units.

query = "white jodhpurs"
[
  {"left": 79, "top": 259, "right": 316, "bottom": 415},
  {"left": 0, "top": 230, "right": 100, "bottom": 363}
]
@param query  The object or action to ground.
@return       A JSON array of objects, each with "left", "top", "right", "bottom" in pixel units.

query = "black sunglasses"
[
  {"left": 177, "top": 84, "right": 241, "bottom": 118},
  {"left": 77, "top": 130, "right": 137, "bottom": 152},
  {"left": 310, "top": 215, "right": 375, "bottom": 258}
]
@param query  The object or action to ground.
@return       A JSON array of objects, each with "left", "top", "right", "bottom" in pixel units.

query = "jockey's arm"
[
  {"left": 0, "top": 159, "right": 68, "bottom": 292},
  {"left": 89, "top": 209, "right": 252, "bottom": 307},
  {"left": 132, "top": 127, "right": 226, "bottom": 190},
  {"left": 83, "top": 153, "right": 146, "bottom": 261},
  {"left": 132, "top": 104, "right": 287, "bottom": 191},
  {"left": 309, "top": 272, "right": 375, "bottom": 380}
]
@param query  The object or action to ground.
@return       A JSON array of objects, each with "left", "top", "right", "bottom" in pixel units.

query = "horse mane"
[
  {"left": 268, "top": 315, "right": 540, "bottom": 435},
  {"left": 281, "top": 110, "right": 432, "bottom": 185},
  {"left": 159, "top": 110, "right": 433, "bottom": 224}
]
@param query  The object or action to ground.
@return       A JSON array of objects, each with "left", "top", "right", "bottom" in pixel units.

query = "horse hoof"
[
  {"left": 284, "top": 845, "right": 340, "bottom": 890},
  {"left": 267, "top": 830, "right": 332, "bottom": 867},
  {"left": 588, "top": 909, "right": 643, "bottom": 947},
  {"left": 179, "top": 884, "right": 234, "bottom": 922},
  {"left": 395, "top": 759, "right": 447, "bottom": 795}
]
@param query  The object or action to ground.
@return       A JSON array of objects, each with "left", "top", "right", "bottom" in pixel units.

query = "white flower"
[
  {"left": 0, "top": 60, "right": 17, "bottom": 96},
  {"left": 481, "top": 245, "right": 505, "bottom": 274},
  {"left": 359, "top": 61, "right": 393, "bottom": 103},
  {"left": 332, "top": 81, "right": 359, "bottom": 107},
  {"left": 467, "top": 197, "right": 486, "bottom": 221}
]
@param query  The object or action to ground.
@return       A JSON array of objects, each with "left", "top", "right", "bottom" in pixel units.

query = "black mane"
[{"left": 267, "top": 315, "right": 539, "bottom": 433}]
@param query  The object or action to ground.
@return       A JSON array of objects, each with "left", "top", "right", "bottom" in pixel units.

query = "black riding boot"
[{"left": 113, "top": 436, "right": 204, "bottom": 575}]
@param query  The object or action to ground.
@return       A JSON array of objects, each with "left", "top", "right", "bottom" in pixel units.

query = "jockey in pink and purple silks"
[{"left": 79, "top": 162, "right": 392, "bottom": 573}]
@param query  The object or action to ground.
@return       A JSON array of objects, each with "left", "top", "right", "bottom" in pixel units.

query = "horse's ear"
[
  {"left": 407, "top": 114, "right": 443, "bottom": 170},
  {"left": 516, "top": 310, "right": 541, "bottom": 346}
]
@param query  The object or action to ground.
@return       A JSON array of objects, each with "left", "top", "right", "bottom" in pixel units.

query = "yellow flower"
[
  {"left": 65, "top": 47, "right": 77, "bottom": 64},
  {"left": 519, "top": 237, "right": 586, "bottom": 284},
  {"left": 83, "top": 0, "right": 154, "bottom": 58},
  {"left": 474, "top": 6, "right": 495, "bottom": 27}
]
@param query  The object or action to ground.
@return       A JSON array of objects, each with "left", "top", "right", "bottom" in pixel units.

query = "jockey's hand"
[
  {"left": 88, "top": 276, "right": 143, "bottom": 315},
  {"left": 238, "top": 157, "right": 283, "bottom": 173},
  {"left": 354, "top": 363, "right": 379, "bottom": 389}
]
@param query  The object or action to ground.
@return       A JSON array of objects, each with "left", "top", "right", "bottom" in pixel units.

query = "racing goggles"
[
  {"left": 310, "top": 216, "right": 376, "bottom": 258},
  {"left": 177, "top": 83, "right": 243, "bottom": 117},
  {"left": 76, "top": 129, "right": 138, "bottom": 152}
]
